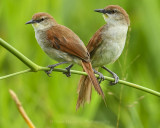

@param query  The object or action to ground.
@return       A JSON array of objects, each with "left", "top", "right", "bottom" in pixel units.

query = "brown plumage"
[
  {"left": 46, "top": 25, "right": 90, "bottom": 62},
  {"left": 87, "top": 26, "right": 104, "bottom": 56},
  {"left": 76, "top": 5, "right": 130, "bottom": 109},
  {"left": 26, "top": 12, "right": 104, "bottom": 108}
]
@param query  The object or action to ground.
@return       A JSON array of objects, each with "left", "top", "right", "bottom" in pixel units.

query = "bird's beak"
[
  {"left": 94, "top": 9, "right": 105, "bottom": 14},
  {"left": 25, "top": 19, "right": 36, "bottom": 24}
]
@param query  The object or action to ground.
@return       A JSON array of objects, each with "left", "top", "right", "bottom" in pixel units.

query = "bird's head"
[
  {"left": 26, "top": 12, "right": 57, "bottom": 31},
  {"left": 95, "top": 5, "right": 130, "bottom": 26}
]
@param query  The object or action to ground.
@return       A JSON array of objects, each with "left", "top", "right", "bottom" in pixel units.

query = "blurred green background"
[{"left": 0, "top": 0, "right": 160, "bottom": 128}]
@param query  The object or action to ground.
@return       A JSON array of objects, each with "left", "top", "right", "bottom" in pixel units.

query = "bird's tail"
[{"left": 76, "top": 61, "right": 104, "bottom": 109}]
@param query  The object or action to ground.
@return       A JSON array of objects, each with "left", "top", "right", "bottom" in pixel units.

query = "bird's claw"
[
  {"left": 63, "top": 64, "right": 73, "bottom": 77},
  {"left": 98, "top": 73, "right": 105, "bottom": 84},
  {"left": 63, "top": 71, "right": 71, "bottom": 77},
  {"left": 93, "top": 69, "right": 105, "bottom": 84},
  {"left": 45, "top": 65, "right": 55, "bottom": 77},
  {"left": 63, "top": 67, "right": 71, "bottom": 77},
  {"left": 109, "top": 74, "right": 119, "bottom": 85}
]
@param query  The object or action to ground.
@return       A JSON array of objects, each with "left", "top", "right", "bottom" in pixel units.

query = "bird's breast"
[{"left": 91, "top": 25, "right": 128, "bottom": 67}]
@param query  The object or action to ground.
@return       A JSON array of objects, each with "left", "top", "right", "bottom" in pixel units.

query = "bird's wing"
[
  {"left": 87, "top": 25, "right": 105, "bottom": 57},
  {"left": 46, "top": 25, "right": 90, "bottom": 62}
]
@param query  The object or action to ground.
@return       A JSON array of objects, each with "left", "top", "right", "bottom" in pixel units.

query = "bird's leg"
[
  {"left": 45, "top": 61, "right": 68, "bottom": 77},
  {"left": 63, "top": 64, "right": 74, "bottom": 77},
  {"left": 102, "top": 66, "right": 119, "bottom": 85},
  {"left": 93, "top": 69, "right": 105, "bottom": 84}
]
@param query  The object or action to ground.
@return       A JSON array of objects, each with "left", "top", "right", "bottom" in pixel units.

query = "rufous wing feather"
[
  {"left": 86, "top": 26, "right": 105, "bottom": 56},
  {"left": 47, "top": 25, "right": 90, "bottom": 62}
]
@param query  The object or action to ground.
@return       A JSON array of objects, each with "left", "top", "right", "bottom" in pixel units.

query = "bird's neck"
[
  {"left": 102, "top": 21, "right": 128, "bottom": 43},
  {"left": 104, "top": 16, "right": 128, "bottom": 27},
  {"left": 32, "top": 22, "right": 55, "bottom": 32}
]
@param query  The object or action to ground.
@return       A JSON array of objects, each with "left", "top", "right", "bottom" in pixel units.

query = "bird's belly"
[
  {"left": 38, "top": 40, "right": 81, "bottom": 64},
  {"left": 91, "top": 41, "right": 124, "bottom": 67},
  {"left": 44, "top": 46, "right": 81, "bottom": 64}
]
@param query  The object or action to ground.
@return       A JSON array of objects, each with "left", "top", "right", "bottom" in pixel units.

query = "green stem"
[
  {"left": 118, "top": 79, "right": 160, "bottom": 97},
  {"left": 1, "top": 67, "right": 160, "bottom": 97},
  {"left": 0, "top": 38, "right": 40, "bottom": 71},
  {"left": 0, "top": 69, "right": 31, "bottom": 80},
  {"left": 0, "top": 38, "right": 160, "bottom": 97}
]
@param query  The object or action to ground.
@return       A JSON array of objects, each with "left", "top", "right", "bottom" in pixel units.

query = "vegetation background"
[{"left": 0, "top": 0, "right": 160, "bottom": 127}]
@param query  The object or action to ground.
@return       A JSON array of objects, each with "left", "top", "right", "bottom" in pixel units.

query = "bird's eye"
[
  {"left": 41, "top": 18, "right": 44, "bottom": 21},
  {"left": 107, "top": 10, "right": 117, "bottom": 14},
  {"left": 37, "top": 18, "right": 45, "bottom": 23},
  {"left": 35, "top": 18, "right": 45, "bottom": 23},
  {"left": 39, "top": 18, "right": 44, "bottom": 22},
  {"left": 112, "top": 10, "right": 116, "bottom": 13}
]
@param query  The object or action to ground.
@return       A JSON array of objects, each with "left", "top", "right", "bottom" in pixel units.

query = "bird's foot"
[
  {"left": 45, "top": 62, "right": 68, "bottom": 77},
  {"left": 93, "top": 69, "right": 105, "bottom": 84},
  {"left": 109, "top": 73, "right": 119, "bottom": 85},
  {"left": 45, "top": 64, "right": 57, "bottom": 77},
  {"left": 102, "top": 66, "right": 119, "bottom": 85},
  {"left": 63, "top": 64, "right": 74, "bottom": 77}
]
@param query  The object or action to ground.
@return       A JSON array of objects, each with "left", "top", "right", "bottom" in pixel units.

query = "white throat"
[
  {"left": 32, "top": 22, "right": 52, "bottom": 31},
  {"left": 103, "top": 14, "right": 128, "bottom": 26}
]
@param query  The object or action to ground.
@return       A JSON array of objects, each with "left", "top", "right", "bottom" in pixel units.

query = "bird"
[
  {"left": 76, "top": 5, "right": 130, "bottom": 109},
  {"left": 25, "top": 12, "right": 104, "bottom": 102}
]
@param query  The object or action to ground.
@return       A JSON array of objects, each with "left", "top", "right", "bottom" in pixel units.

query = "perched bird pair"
[{"left": 26, "top": 5, "right": 130, "bottom": 109}]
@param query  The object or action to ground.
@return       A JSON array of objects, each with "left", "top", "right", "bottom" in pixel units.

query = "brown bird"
[
  {"left": 26, "top": 12, "right": 104, "bottom": 100},
  {"left": 77, "top": 5, "right": 130, "bottom": 109}
]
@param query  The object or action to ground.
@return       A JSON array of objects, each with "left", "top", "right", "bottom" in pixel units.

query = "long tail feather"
[
  {"left": 76, "top": 75, "right": 92, "bottom": 109},
  {"left": 76, "top": 61, "right": 104, "bottom": 109}
]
